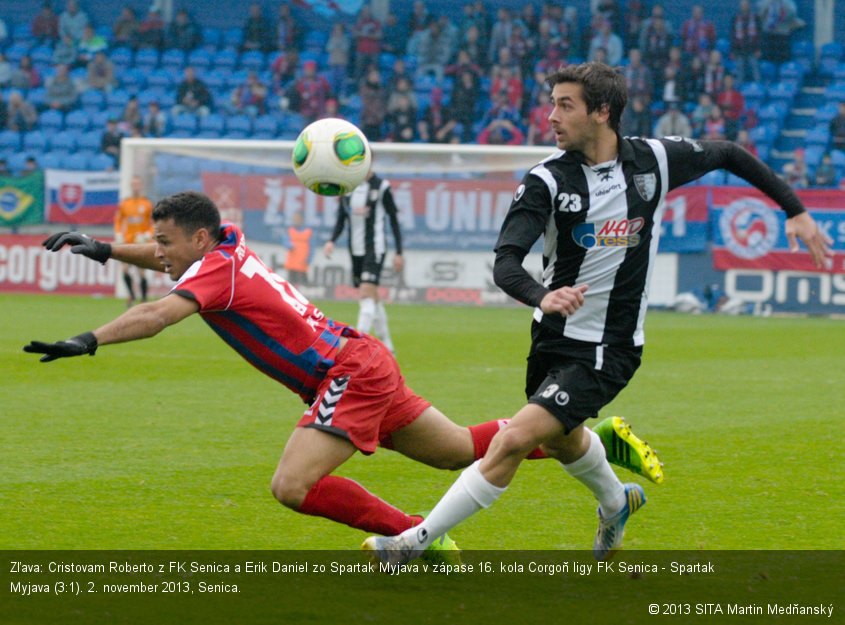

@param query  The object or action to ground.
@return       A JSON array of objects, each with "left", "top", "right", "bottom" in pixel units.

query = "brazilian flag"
[{"left": 0, "top": 171, "right": 44, "bottom": 226}]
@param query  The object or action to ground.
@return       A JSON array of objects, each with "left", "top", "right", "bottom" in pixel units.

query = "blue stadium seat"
[
  {"left": 30, "top": 44, "right": 53, "bottom": 65},
  {"left": 90, "top": 153, "right": 117, "bottom": 171},
  {"left": 790, "top": 40, "right": 815, "bottom": 62},
  {"left": 77, "top": 131, "right": 102, "bottom": 152},
  {"left": 820, "top": 41, "right": 843, "bottom": 62},
  {"left": 51, "top": 130, "right": 78, "bottom": 153},
  {"left": 147, "top": 68, "right": 178, "bottom": 89},
  {"left": 171, "top": 113, "right": 199, "bottom": 133},
  {"left": 240, "top": 50, "right": 265, "bottom": 72},
  {"left": 106, "top": 89, "right": 131, "bottom": 110},
  {"left": 5, "top": 43, "right": 32, "bottom": 65},
  {"left": 805, "top": 125, "right": 831, "bottom": 147},
  {"left": 225, "top": 114, "right": 252, "bottom": 135},
  {"left": 804, "top": 145, "right": 825, "bottom": 169},
  {"left": 0, "top": 130, "right": 23, "bottom": 152},
  {"left": 65, "top": 150, "right": 92, "bottom": 171},
  {"left": 304, "top": 30, "right": 328, "bottom": 52},
  {"left": 134, "top": 48, "right": 160, "bottom": 70},
  {"left": 767, "top": 81, "right": 798, "bottom": 104},
  {"left": 64, "top": 109, "right": 92, "bottom": 131},
  {"left": 8, "top": 153, "right": 31, "bottom": 174},
  {"left": 38, "top": 109, "right": 64, "bottom": 132},
  {"left": 199, "top": 113, "right": 226, "bottom": 134},
  {"left": 824, "top": 82, "right": 845, "bottom": 102},
  {"left": 188, "top": 48, "right": 214, "bottom": 70},
  {"left": 725, "top": 173, "right": 751, "bottom": 187},
  {"left": 222, "top": 28, "right": 243, "bottom": 49},
  {"left": 137, "top": 88, "right": 168, "bottom": 108},
  {"left": 26, "top": 87, "right": 47, "bottom": 110},
  {"left": 90, "top": 110, "right": 112, "bottom": 130},
  {"left": 161, "top": 49, "right": 186, "bottom": 71},
  {"left": 815, "top": 102, "right": 840, "bottom": 124},
  {"left": 202, "top": 27, "right": 221, "bottom": 49},
  {"left": 200, "top": 68, "right": 228, "bottom": 92},
  {"left": 832, "top": 150, "right": 845, "bottom": 169},
  {"left": 778, "top": 61, "right": 805, "bottom": 85},
  {"left": 118, "top": 68, "right": 147, "bottom": 94},
  {"left": 213, "top": 48, "right": 239, "bottom": 71},
  {"left": 698, "top": 170, "right": 725, "bottom": 186},
  {"left": 39, "top": 151, "right": 67, "bottom": 170},
  {"left": 23, "top": 130, "right": 50, "bottom": 152},
  {"left": 12, "top": 23, "right": 35, "bottom": 47},
  {"left": 80, "top": 89, "right": 106, "bottom": 112},
  {"left": 253, "top": 115, "right": 279, "bottom": 136},
  {"left": 110, "top": 47, "right": 134, "bottom": 70},
  {"left": 226, "top": 69, "right": 249, "bottom": 89}
]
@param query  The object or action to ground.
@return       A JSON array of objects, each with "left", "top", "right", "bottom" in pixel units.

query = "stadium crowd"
[{"left": 1, "top": 0, "right": 844, "bottom": 187}]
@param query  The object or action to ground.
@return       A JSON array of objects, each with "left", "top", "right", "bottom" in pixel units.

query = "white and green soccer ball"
[{"left": 291, "top": 117, "right": 372, "bottom": 196}]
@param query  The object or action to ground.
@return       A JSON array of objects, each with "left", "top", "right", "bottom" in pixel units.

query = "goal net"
[{"left": 119, "top": 138, "right": 551, "bottom": 305}]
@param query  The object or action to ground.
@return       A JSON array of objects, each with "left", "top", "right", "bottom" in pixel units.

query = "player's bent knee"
[
  {"left": 270, "top": 473, "right": 309, "bottom": 510},
  {"left": 492, "top": 426, "right": 541, "bottom": 459}
]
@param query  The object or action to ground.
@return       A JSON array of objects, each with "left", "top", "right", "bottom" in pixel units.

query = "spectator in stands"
[
  {"left": 385, "top": 92, "right": 417, "bottom": 142},
  {"left": 490, "top": 64, "right": 522, "bottom": 110},
  {"left": 275, "top": 3, "right": 302, "bottom": 52},
  {"left": 23, "top": 156, "right": 39, "bottom": 173},
  {"left": 759, "top": 0, "right": 804, "bottom": 64},
  {"left": 533, "top": 16, "right": 561, "bottom": 61},
  {"left": 661, "top": 66, "right": 682, "bottom": 105},
  {"left": 381, "top": 12, "right": 405, "bottom": 57},
  {"left": 716, "top": 74, "right": 745, "bottom": 141},
  {"left": 386, "top": 57, "right": 413, "bottom": 93},
  {"left": 10, "top": 56, "right": 42, "bottom": 90},
  {"left": 113, "top": 7, "right": 139, "bottom": 48},
  {"left": 229, "top": 71, "right": 268, "bottom": 117},
  {"left": 86, "top": 50, "right": 115, "bottom": 92},
  {"left": 489, "top": 8, "right": 529, "bottom": 67},
  {"left": 358, "top": 66, "right": 387, "bottom": 141},
  {"left": 46, "top": 64, "right": 79, "bottom": 113},
  {"left": 0, "top": 158, "right": 10, "bottom": 177},
  {"left": 52, "top": 34, "right": 78, "bottom": 67},
  {"left": 526, "top": 89, "right": 554, "bottom": 146},
  {"left": 621, "top": 95, "right": 653, "bottom": 138},
  {"left": 624, "top": 0, "right": 647, "bottom": 49},
  {"left": 640, "top": 13, "right": 672, "bottom": 77},
  {"left": 829, "top": 102, "right": 845, "bottom": 152},
  {"left": 270, "top": 51, "right": 298, "bottom": 95},
  {"left": 623, "top": 49, "right": 653, "bottom": 106},
  {"left": 703, "top": 106, "right": 726, "bottom": 140},
  {"left": 703, "top": 50, "right": 726, "bottom": 99},
  {"left": 32, "top": 2, "right": 60, "bottom": 43},
  {"left": 814, "top": 153, "right": 837, "bottom": 187},
  {"left": 386, "top": 76, "right": 419, "bottom": 115},
  {"left": 325, "top": 23, "right": 350, "bottom": 97},
  {"left": 0, "top": 93, "right": 6, "bottom": 129},
  {"left": 681, "top": 55, "right": 706, "bottom": 104},
  {"left": 447, "top": 68, "right": 479, "bottom": 142},
  {"left": 458, "top": 24, "right": 486, "bottom": 69},
  {"left": 352, "top": 5, "right": 382, "bottom": 81},
  {"left": 142, "top": 100, "right": 168, "bottom": 137},
  {"left": 731, "top": 0, "right": 762, "bottom": 84},
  {"left": 490, "top": 45, "right": 520, "bottom": 82},
  {"left": 408, "top": 19, "right": 454, "bottom": 82},
  {"left": 101, "top": 118, "right": 123, "bottom": 165},
  {"left": 418, "top": 87, "right": 453, "bottom": 143},
  {"left": 165, "top": 9, "right": 202, "bottom": 52},
  {"left": 680, "top": 5, "right": 716, "bottom": 63},
  {"left": 295, "top": 60, "right": 332, "bottom": 124},
  {"left": 735, "top": 128, "right": 758, "bottom": 156},
  {"left": 407, "top": 1, "right": 430, "bottom": 37},
  {"left": 0, "top": 19, "right": 7, "bottom": 48},
  {"left": 639, "top": 4, "right": 675, "bottom": 45},
  {"left": 654, "top": 102, "right": 693, "bottom": 138},
  {"left": 476, "top": 89, "right": 524, "bottom": 145},
  {"left": 782, "top": 148, "right": 809, "bottom": 188},
  {"left": 242, "top": 3, "right": 272, "bottom": 53},
  {"left": 77, "top": 24, "right": 108, "bottom": 66},
  {"left": 172, "top": 66, "right": 212, "bottom": 117},
  {"left": 6, "top": 91, "right": 38, "bottom": 131},
  {"left": 691, "top": 92, "right": 716, "bottom": 137},
  {"left": 137, "top": 8, "right": 165, "bottom": 50},
  {"left": 118, "top": 96, "right": 141, "bottom": 134},
  {"left": 0, "top": 53, "right": 10, "bottom": 87},
  {"left": 59, "top": 0, "right": 89, "bottom": 44},
  {"left": 588, "top": 19, "right": 623, "bottom": 67}
]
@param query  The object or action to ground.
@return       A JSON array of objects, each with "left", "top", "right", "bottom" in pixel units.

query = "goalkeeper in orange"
[{"left": 114, "top": 175, "right": 154, "bottom": 306}]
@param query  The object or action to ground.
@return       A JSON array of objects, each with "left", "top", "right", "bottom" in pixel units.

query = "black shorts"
[
  {"left": 351, "top": 254, "right": 385, "bottom": 287},
  {"left": 525, "top": 322, "right": 642, "bottom": 434}
]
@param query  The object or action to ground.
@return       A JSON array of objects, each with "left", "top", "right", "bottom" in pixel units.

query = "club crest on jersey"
[
  {"left": 633, "top": 174, "right": 656, "bottom": 202},
  {"left": 573, "top": 217, "right": 645, "bottom": 248}
]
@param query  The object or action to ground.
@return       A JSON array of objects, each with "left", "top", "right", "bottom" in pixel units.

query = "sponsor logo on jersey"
[
  {"left": 633, "top": 173, "right": 657, "bottom": 201},
  {"left": 573, "top": 217, "right": 645, "bottom": 248},
  {"left": 718, "top": 198, "right": 779, "bottom": 259}
]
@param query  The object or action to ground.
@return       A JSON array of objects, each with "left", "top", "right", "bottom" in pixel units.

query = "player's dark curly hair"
[
  {"left": 152, "top": 191, "right": 222, "bottom": 242},
  {"left": 546, "top": 62, "right": 628, "bottom": 133}
]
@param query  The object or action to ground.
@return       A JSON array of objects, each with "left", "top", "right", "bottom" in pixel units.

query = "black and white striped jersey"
[
  {"left": 331, "top": 174, "right": 403, "bottom": 258},
  {"left": 494, "top": 137, "right": 805, "bottom": 347}
]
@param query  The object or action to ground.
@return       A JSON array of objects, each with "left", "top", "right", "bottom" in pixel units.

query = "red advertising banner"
[{"left": 0, "top": 234, "right": 116, "bottom": 295}]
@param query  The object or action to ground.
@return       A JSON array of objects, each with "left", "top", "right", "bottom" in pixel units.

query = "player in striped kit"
[
  {"left": 24, "top": 190, "right": 657, "bottom": 557},
  {"left": 323, "top": 168, "right": 403, "bottom": 353},
  {"left": 364, "top": 62, "right": 833, "bottom": 563}
]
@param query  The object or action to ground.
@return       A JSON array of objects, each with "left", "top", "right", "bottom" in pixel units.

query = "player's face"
[
  {"left": 548, "top": 82, "right": 601, "bottom": 153},
  {"left": 153, "top": 218, "right": 203, "bottom": 280}
]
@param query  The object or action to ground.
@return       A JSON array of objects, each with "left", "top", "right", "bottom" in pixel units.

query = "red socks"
[
  {"left": 469, "top": 419, "right": 548, "bottom": 460},
  {"left": 298, "top": 475, "right": 422, "bottom": 535}
]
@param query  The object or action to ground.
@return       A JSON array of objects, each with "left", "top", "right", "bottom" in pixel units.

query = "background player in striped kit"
[
  {"left": 323, "top": 166, "right": 403, "bottom": 353},
  {"left": 24, "top": 190, "right": 657, "bottom": 557},
  {"left": 364, "top": 62, "right": 833, "bottom": 563}
]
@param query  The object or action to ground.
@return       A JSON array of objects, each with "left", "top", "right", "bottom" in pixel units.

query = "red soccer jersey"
[{"left": 172, "top": 223, "right": 358, "bottom": 402}]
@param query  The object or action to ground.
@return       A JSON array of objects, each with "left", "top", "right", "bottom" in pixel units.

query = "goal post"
[{"left": 119, "top": 137, "right": 551, "bottom": 305}]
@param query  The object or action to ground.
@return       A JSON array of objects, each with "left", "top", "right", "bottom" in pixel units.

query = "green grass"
[{"left": 2, "top": 293, "right": 843, "bottom": 551}]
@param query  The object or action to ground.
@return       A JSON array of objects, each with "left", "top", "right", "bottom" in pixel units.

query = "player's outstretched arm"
[
  {"left": 42, "top": 232, "right": 163, "bottom": 271},
  {"left": 785, "top": 212, "right": 834, "bottom": 270},
  {"left": 23, "top": 294, "right": 200, "bottom": 362}
]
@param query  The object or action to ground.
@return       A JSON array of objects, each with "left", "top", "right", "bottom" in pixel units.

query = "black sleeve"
[
  {"left": 492, "top": 172, "right": 554, "bottom": 308},
  {"left": 382, "top": 185, "right": 403, "bottom": 254},
  {"left": 329, "top": 197, "right": 348, "bottom": 243},
  {"left": 661, "top": 138, "right": 806, "bottom": 217}
]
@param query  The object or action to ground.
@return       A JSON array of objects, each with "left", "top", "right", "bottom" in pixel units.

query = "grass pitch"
[{"left": 2, "top": 293, "right": 843, "bottom": 552}]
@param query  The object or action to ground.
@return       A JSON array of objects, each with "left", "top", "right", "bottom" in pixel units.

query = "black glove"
[
  {"left": 42, "top": 232, "right": 112, "bottom": 264},
  {"left": 23, "top": 332, "right": 99, "bottom": 362}
]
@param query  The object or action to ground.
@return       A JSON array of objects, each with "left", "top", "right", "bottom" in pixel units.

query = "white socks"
[
  {"left": 373, "top": 301, "right": 394, "bottom": 352},
  {"left": 563, "top": 428, "right": 625, "bottom": 517},
  {"left": 401, "top": 460, "right": 506, "bottom": 549},
  {"left": 357, "top": 297, "right": 376, "bottom": 334}
]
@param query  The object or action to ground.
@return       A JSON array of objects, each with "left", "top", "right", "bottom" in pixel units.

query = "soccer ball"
[{"left": 291, "top": 118, "right": 372, "bottom": 196}]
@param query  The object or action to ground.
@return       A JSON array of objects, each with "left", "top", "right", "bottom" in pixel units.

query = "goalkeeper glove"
[
  {"left": 42, "top": 232, "right": 112, "bottom": 264},
  {"left": 23, "top": 332, "right": 99, "bottom": 362}
]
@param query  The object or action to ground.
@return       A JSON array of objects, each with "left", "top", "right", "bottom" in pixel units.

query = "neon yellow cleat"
[
  {"left": 420, "top": 533, "right": 462, "bottom": 566},
  {"left": 594, "top": 416, "right": 664, "bottom": 484}
]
